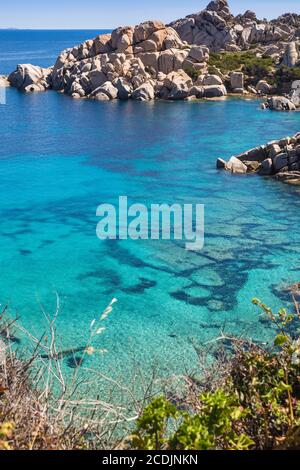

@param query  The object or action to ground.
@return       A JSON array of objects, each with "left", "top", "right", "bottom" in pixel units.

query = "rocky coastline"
[
  {"left": 216, "top": 132, "right": 300, "bottom": 185},
  {"left": 3, "top": 0, "right": 300, "bottom": 107}
]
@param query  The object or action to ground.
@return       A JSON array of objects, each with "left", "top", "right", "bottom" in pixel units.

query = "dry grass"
[{"left": 0, "top": 298, "right": 157, "bottom": 450}]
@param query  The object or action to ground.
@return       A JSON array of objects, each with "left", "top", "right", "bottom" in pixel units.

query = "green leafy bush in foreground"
[{"left": 132, "top": 299, "right": 300, "bottom": 450}]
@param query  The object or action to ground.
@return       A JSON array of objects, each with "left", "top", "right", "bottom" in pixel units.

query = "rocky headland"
[
  {"left": 216, "top": 132, "right": 300, "bottom": 185},
  {"left": 4, "top": 0, "right": 300, "bottom": 106}
]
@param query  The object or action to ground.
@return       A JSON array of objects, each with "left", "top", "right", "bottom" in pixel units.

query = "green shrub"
[
  {"left": 274, "top": 66, "right": 300, "bottom": 88},
  {"left": 170, "top": 390, "right": 253, "bottom": 450},
  {"left": 131, "top": 397, "right": 178, "bottom": 450},
  {"left": 184, "top": 68, "right": 202, "bottom": 82},
  {"left": 132, "top": 299, "right": 300, "bottom": 450},
  {"left": 208, "top": 51, "right": 274, "bottom": 79}
]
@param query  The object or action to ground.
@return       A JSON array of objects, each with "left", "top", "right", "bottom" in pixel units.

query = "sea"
[{"left": 1, "top": 29, "right": 300, "bottom": 397}]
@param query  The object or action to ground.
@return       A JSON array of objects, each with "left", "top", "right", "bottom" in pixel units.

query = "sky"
[{"left": 1, "top": 0, "right": 300, "bottom": 29}]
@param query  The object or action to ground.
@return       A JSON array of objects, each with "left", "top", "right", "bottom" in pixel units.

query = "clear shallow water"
[
  {"left": 1, "top": 89, "right": 300, "bottom": 386},
  {"left": 0, "top": 29, "right": 110, "bottom": 74},
  {"left": 1, "top": 31, "right": 300, "bottom": 391}
]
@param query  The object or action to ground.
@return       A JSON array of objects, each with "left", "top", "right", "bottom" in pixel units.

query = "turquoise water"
[{"left": 1, "top": 86, "right": 300, "bottom": 387}]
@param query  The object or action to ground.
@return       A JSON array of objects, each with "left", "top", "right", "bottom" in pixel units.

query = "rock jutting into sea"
[
  {"left": 5, "top": 0, "right": 300, "bottom": 103},
  {"left": 216, "top": 131, "right": 300, "bottom": 185}
]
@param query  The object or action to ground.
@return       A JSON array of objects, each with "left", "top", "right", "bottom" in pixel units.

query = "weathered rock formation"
[
  {"left": 52, "top": 21, "right": 214, "bottom": 101},
  {"left": 263, "top": 95, "right": 296, "bottom": 111},
  {"left": 8, "top": 64, "right": 52, "bottom": 92},
  {"left": 230, "top": 71, "right": 244, "bottom": 93},
  {"left": 169, "top": 0, "right": 297, "bottom": 54},
  {"left": 8, "top": 21, "right": 221, "bottom": 101},
  {"left": 168, "top": 0, "right": 237, "bottom": 52},
  {"left": 261, "top": 79, "right": 300, "bottom": 110},
  {"left": 6, "top": 1, "right": 300, "bottom": 103},
  {"left": 282, "top": 41, "right": 299, "bottom": 67},
  {"left": 216, "top": 132, "right": 300, "bottom": 185}
]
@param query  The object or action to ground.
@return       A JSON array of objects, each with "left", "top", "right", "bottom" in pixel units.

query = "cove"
[{"left": 1, "top": 87, "right": 300, "bottom": 391}]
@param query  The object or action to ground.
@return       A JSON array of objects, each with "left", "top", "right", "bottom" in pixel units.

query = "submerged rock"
[
  {"left": 273, "top": 281, "right": 300, "bottom": 302},
  {"left": 0, "top": 339, "right": 5, "bottom": 366}
]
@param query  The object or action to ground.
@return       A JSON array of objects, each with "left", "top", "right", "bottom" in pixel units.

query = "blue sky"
[{"left": 1, "top": 1, "right": 300, "bottom": 29}]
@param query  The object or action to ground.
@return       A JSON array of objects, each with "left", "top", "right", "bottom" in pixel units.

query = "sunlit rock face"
[
  {"left": 7, "top": 0, "right": 300, "bottom": 101},
  {"left": 8, "top": 64, "right": 52, "bottom": 92},
  {"left": 169, "top": 0, "right": 297, "bottom": 52},
  {"left": 49, "top": 21, "right": 209, "bottom": 101}
]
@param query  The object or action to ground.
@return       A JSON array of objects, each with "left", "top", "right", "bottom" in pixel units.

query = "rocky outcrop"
[
  {"left": 132, "top": 82, "right": 155, "bottom": 101},
  {"left": 225, "top": 156, "right": 248, "bottom": 174},
  {"left": 282, "top": 41, "right": 299, "bottom": 67},
  {"left": 256, "top": 80, "right": 272, "bottom": 95},
  {"left": 45, "top": 21, "right": 212, "bottom": 101},
  {"left": 263, "top": 95, "right": 296, "bottom": 111},
  {"left": 230, "top": 72, "right": 244, "bottom": 92},
  {"left": 289, "top": 80, "right": 300, "bottom": 106},
  {"left": 261, "top": 78, "right": 300, "bottom": 110},
  {"left": 203, "top": 84, "right": 227, "bottom": 97},
  {"left": 168, "top": 1, "right": 237, "bottom": 52},
  {"left": 216, "top": 132, "right": 300, "bottom": 185},
  {"left": 169, "top": 0, "right": 295, "bottom": 52},
  {"left": 7, "top": 1, "right": 300, "bottom": 103},
  {"left": 9, "top": 20, "right": 229, "bottom": 102},
  {"left": 8, "top": 64, "right": 52, "bottom": 92}
]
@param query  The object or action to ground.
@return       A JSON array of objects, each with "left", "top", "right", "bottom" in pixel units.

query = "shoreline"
[{"left": 216, "top": 131, "right": 300, "bottom": 186}]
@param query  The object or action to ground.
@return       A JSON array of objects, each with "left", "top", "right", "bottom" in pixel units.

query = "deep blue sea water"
[
  {"left": 0, "top": 29, "right": 111, "bottom": 74},
  {"left": 1, "top": 31, "right": 300, "bottom": 393}
]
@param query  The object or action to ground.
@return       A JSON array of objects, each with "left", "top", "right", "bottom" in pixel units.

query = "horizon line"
[{"left": 0, "top": 27, "right": 114, "bottom": 31}]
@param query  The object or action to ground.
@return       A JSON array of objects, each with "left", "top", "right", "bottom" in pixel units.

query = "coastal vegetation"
[
  {"left": 1, "top": 298, "right": 300, "bottom": 450},
  {"left": 274, "top": 66, "right": 300, "bottom": 89},
  {"left": 2, "top": 0, "right": 300, "bottom": 454},
  {"left": 132, "top": 299, "right": 300, "bottom": 450},
  {"left": 208, "top": 51, "right": 275, "bottom": 79}
]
